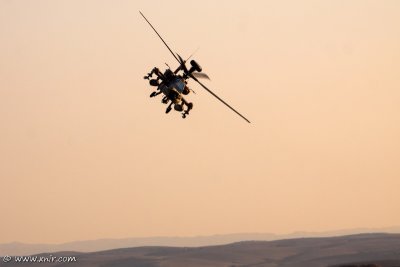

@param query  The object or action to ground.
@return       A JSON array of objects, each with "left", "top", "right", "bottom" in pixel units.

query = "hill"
[{"left": 1, "top": 233, "right": 400, "bottom": 267}]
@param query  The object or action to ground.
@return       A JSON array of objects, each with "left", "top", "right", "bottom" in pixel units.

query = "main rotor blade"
[
  {"left": 139, "top": 11, "right": 180, "bottom": 64},
  {"left": 175, "top": 53, "right": 189, "bottom": 73},
  {"left": 189, "top": 74, "right": 251, "bottom": 123},
  {"left": 186, "top": 47, "right": 199, "bottom": 61}
]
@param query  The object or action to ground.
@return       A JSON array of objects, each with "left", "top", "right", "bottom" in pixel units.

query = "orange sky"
[{"left": 0, "top": 0, "right": 399, "bottom": 244}]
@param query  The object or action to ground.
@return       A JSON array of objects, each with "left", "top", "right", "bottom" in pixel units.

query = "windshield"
[{"left": 172, "top": 78, "right": 185, "bottom": 93}]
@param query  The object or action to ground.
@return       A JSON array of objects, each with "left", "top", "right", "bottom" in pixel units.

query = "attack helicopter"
[{"left": 140, "top": 11, "right": 250, "bottom": 123}]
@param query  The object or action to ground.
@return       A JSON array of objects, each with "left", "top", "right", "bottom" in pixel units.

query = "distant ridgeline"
[
  {"left": 1, "top": 233, "right": 400, "bottom": 267},
  {"left": 333, "top": 263, "right": 399, "bottom": 267}
]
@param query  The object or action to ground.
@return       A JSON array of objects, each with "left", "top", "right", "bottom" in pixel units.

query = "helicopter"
[{"left": 140, "top": 11, "right": 250, "bottom": 123}]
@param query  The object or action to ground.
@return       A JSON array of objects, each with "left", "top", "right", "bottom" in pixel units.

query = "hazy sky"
[{"left": 1, "top": 0, "right": 399, "bottom": 244}]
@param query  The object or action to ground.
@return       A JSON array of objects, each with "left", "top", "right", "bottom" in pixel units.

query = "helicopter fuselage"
[
  {"left": 146, "top": 67, "right": 193, "bottom": 117},
  {"left": 159, "top": 76, "right": 186, "bottom": 99}
]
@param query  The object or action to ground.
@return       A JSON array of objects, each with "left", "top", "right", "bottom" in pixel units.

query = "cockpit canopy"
[{"left": 171, "top": 77, "right": 185, "bottom": 93}]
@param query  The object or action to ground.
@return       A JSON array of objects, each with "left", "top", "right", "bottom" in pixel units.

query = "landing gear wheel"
[{"left": 182, "top": 114, "right": 186, "bottom": 119}]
